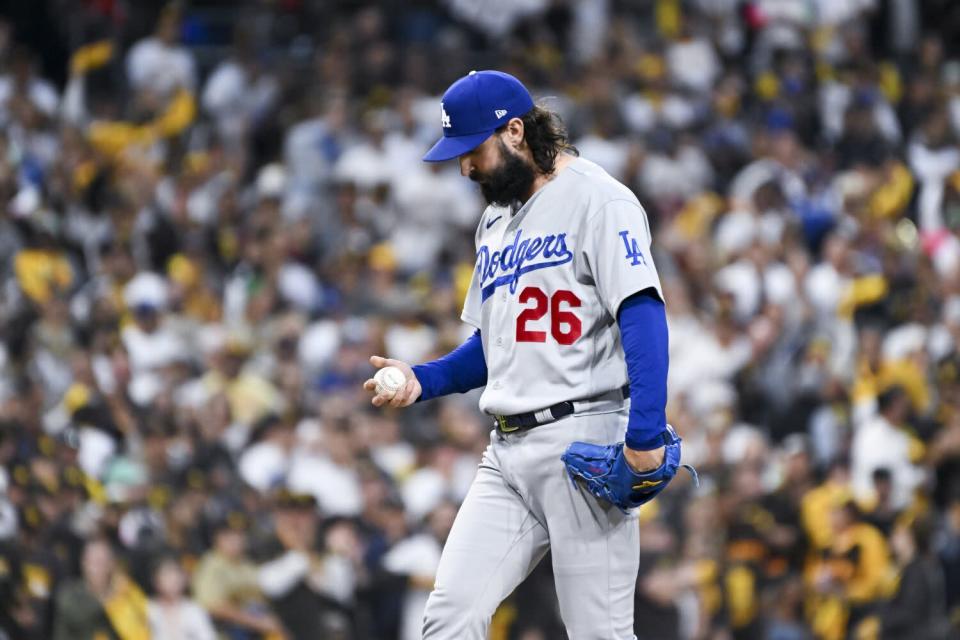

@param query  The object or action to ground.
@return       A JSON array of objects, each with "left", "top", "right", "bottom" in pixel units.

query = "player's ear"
[{"left": 504, "top": 117, "right": 525, "bottom": 149}]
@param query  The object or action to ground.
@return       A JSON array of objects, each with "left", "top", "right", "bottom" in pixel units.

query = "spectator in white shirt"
[
  {"left": 202, "top": 28, "right": 278, "bottom": 150},
  {"left": 667, "top": 21, "right": 721, "bottom": 94},
  {"left": 147, "top": 557, "right": 217, "bottom": 640},
  {"left": 383, "top": 501, "right": 457, "bottom": 640},
  {"left": 852, "top": 386, "right": 925, "bottom": 511},
  {"left": 0, "top": 46, "right": 59, "bottom": 126},
  {"left": 126, "top": 5, "right": 197, "bottom": 97}
]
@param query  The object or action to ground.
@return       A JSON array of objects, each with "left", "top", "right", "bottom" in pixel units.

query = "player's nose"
[{"left": 459, "top": 155, "right": 471, "bottom": 177}]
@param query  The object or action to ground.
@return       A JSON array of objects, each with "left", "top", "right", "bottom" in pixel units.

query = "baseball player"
[{"left": 363, "top": 70, "right": 691, "bottom": 640}]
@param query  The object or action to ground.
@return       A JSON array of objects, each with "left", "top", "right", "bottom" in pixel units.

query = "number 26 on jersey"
[{"left": 515, "top": 286, "right": 582, "bottom": 345}]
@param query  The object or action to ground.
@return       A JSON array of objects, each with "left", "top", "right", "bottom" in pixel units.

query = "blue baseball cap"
[{"left": 423, "top": 70, "right": 535, "bottom": 162}]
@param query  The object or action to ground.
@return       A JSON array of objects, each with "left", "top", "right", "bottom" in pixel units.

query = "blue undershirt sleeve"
[
  {"left": 617, "top": 289, "right": 669, "bottom": 451},
  {"left": 411, "top": 330, "right": 487, "bottom": 401}
]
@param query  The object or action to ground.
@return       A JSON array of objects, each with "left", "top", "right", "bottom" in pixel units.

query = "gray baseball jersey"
[{"left": 461, "top": 156, "right": 663, "bottom": 416}]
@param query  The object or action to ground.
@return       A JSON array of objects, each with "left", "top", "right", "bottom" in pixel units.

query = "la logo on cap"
[{"left": 441, "top": 103, "right": 451, "bottom": 128}]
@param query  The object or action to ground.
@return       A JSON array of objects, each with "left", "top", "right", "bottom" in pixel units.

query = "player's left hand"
[{"left": 561, "top": 425, "right": 692, "bottom": 512}]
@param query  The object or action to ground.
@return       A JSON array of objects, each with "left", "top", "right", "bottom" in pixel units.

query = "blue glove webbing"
[
  {"left": 617, "top": 289, "right": 669, "bottom": 451},
  {"left": 412, "top": 330, "right": 487, "bottom": 401}
]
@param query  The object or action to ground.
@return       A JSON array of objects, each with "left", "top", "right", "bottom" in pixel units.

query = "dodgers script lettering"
[{"left": 477, "top": 229, "right": 574, "bottom": 302}]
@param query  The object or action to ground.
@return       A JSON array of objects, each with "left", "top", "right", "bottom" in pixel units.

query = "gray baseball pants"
[{"left": 421, "top": 407, "right": 640, "bottom": 640}]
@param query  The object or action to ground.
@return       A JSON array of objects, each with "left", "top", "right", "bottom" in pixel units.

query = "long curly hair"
[{"left": 497, "top": 104, "right": 578, "bottom": 175}]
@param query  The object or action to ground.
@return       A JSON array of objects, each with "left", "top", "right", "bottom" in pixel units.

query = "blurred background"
[{"left": 2, "top": 0, "right": 960, "bottom": 638}]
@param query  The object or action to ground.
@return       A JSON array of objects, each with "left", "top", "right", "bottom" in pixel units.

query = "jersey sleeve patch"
[
  {"left": 580, "top": 199, "right": 662, "bottom": 316},
  {"left": 618, "top": 230, "right": 648, "bottom": 266}
]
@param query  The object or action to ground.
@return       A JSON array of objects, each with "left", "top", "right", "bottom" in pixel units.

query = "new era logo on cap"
[{"left": 423, "top": 70, "right": 535, "bottom": 162}]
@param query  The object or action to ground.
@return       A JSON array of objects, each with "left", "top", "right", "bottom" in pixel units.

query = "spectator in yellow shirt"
[
  {"left": 192, "top": 517, "right": 284, "bottom": 638},
  {"left": 201, "top": 334, "right": 284, "bottom": 428},
  {"left": 14, "top": 213, "right": 73, "bottom": 306},
  {"left": 809, "top": 499, "right": 892, "bottom": 640}
]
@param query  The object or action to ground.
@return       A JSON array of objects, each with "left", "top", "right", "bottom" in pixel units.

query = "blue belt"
[{"left": 494, "top": 384, "right": 630, "bottom": 433}]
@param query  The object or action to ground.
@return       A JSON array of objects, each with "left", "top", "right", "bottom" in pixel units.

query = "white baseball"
[{"left": 374, "top": 366, "right": 407, "bottom": 398}]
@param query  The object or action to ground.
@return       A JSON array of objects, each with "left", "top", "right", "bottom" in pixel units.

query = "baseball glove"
[{"left": 560, "top": 425, "right": 695, "bottom": 512}]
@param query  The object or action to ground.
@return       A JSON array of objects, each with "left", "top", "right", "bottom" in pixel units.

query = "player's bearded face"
[{"left": 471, "top": 138, "right": 536, "bottom": 207}]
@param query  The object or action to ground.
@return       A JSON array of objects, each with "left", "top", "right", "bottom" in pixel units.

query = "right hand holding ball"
[{"left": 363, "top": 356, "right": 422, "bottom": 408}]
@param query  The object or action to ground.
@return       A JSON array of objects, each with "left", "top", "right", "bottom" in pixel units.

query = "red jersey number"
[
  {"left": 515, "top": 287, "right": 548, "bottom": 342},
  {"left": 515, "top": 287, "right": 582, "bottom": 345}
]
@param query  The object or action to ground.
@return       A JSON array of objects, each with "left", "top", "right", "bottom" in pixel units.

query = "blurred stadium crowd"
[{"left": 4, "top": 0, "right": 960, "bottom": 638}]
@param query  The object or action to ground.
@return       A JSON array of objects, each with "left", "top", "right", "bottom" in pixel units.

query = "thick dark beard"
[{"left": 473, "top": 140, "right": 537, "bottom": 207}]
